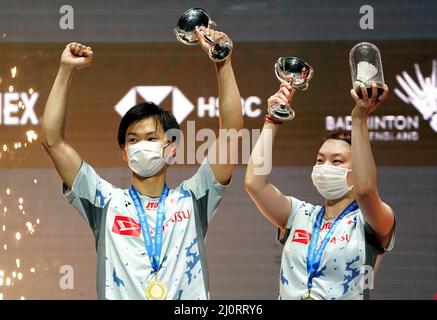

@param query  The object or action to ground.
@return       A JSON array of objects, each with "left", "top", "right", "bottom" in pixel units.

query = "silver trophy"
[
  {"left": 174, "top": 8, "right": 233, "bottom": 62},
  {"left": 268, "top": 57, "right": 314, "bottom": 121}
]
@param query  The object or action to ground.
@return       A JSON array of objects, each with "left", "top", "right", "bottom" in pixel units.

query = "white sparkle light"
[{"left": 11, "top": 66, "right": 17, "bottom": 78}]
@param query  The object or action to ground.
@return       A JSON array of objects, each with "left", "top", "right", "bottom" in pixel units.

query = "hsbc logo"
[
  {"left": 114, "top": 86, "right": 262, "bottom": 123},
  {"left": 115, "top": 86, "right": 194, "bottom": 124},
  {"left": 0, "top": 92, "right": 39, "bottom": 125}
]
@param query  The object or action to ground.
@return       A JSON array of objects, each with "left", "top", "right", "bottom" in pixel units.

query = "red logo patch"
[
  {"left": 292, "top": 229, "right": 312, "bottom": 245},
  {"left": 145, "top": 201, "right": 158, "bottom": 210},
  {"left": 112, "top": 216, "right": 141, "bottom": 237},
  {"left": 321, "top": 221, "right": 333, "bottom": 231}
]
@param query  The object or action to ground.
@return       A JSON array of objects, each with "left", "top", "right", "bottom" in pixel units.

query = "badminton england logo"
[
  {"left": 324, "top": 62, "right": 437, "bottom": 141},
  {"left": 394, "top": 60, "right": 437, "bottom": 133}
]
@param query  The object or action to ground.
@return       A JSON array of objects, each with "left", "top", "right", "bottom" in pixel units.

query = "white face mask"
[
  {"left": 126, "top": 141, "right": 171, "bottom": 178},
  {"left": 311, "top": 164, "right": 353, "bottom": 200}
]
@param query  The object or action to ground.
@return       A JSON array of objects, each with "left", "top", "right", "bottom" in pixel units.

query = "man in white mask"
[
  {"left": 41, "top": 26, "right": 242, "bottom": 300},
  {"left": 245, "top": 81, "right": 396, "bottom": 300}
]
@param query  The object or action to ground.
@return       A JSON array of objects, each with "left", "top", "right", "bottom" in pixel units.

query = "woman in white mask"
[{"left": 245, "top": 81, "right": 396, "bottom": 300}]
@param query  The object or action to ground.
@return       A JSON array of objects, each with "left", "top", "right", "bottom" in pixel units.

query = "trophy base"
[
  {"left": 268, "top": 104, "right": 295, "bottom": 121},
  {"left": 209, "top": 37, "right": 233, "bottom": 62},
  {"left": 354, "top": 84, "right": 384, "bottom": 99}
]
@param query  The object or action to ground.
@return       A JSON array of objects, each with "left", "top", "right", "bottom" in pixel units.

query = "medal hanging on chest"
[
  {"left": 302, "top": 289, "right": 315, "bottom": 300},
  {"left": 129, "top": 184, "right": 170, "bottom": 300},
  {"left": 145, "top": 274, "right": 168, "bottom": 300},
  {"left": 304, "top": 201, "right": 358, "bottom": 300}
]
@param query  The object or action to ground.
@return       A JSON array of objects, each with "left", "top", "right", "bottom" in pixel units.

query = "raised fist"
[
  {"left": 60, "top": 42, "right": 93, "bottom": 71},
  {"left": 268, "top": 82, "right": 296, "bottom": 108}
]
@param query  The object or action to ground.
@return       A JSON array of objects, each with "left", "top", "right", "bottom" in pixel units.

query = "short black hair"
[
  {"left": 320, "top": 130, "right": 352, "bottom": 147},
  {"left": 117, "top": 102, "right": 180, "bottom": 146}
]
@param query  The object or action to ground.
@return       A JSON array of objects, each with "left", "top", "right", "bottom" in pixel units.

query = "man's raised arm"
[{"left": 41, "top": 42, "right": 93, "bottom": 189}]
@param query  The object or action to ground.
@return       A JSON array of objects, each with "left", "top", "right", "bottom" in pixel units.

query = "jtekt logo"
[{"left": 114, "top": 86, "right": 194, "bottom": 124}]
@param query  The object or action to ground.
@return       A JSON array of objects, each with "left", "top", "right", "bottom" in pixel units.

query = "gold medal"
[
  {"left": 302, "top": 289, "right": 315, "bottom": 300},
  {"left": 145, "top": 278, "right": 168, "bottom": 300}
]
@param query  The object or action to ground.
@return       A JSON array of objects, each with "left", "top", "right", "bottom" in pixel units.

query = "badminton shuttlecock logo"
[
  {"left": 354, "top": 61, "right": 378, "bottom": 90},
  {"left": 394, "top": 60, "right": 437, "bottom": 132}
]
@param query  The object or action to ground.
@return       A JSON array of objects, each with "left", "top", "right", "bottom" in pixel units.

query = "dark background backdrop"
[{"left": 0, "top": 0, "right": 435, "bottom": 300}]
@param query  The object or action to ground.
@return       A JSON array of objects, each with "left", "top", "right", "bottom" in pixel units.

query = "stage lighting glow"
[
  {"left": 26, "top": 130, "right": 38, "bottom": 143},
  {"left": 0, "top": 182, "right": 42, "bottom": 298},
  {"left": 11, "top": 67, "right": 17, "bottom": 79}
]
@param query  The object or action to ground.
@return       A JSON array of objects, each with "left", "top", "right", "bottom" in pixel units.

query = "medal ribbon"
[
  {"left": 129, "top": 184, "right": 169, "bottom": 273},
  {"left": 306, "top": 201, "right": 358, "bottom": 290}
]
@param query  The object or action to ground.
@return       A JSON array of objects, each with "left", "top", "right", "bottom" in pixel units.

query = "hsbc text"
[{"left": 197, "top": 96, "right": 262, "bottom": 118}]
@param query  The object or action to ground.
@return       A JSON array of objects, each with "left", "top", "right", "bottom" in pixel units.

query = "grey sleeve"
[
  {"left": 183, "top": 157, "right": 230, "bottom": 224},
  {"left": 278, "top": 196, "right": 306, "bottom": 245},
  {"left": 360, "top": 210, "right": 397, "bottom": 253},
  {"left": 62, "top": 161, "right": 115, "bottom": 237}
]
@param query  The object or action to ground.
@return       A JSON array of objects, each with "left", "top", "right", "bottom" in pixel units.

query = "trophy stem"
[
  {"left": 208, "top": 37, "right": 233, "bottom": 62},
  {"left": 203, "top": 34, "right": 214, "bottom": 44}
]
